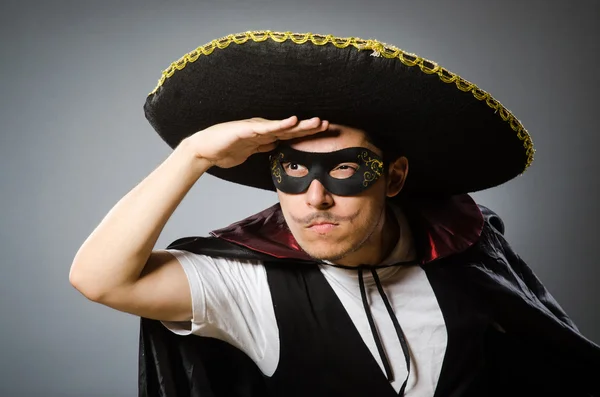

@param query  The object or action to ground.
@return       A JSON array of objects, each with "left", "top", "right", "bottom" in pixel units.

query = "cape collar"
[{"left": 210, "top": 194, "right": 483, "bottom": 265}]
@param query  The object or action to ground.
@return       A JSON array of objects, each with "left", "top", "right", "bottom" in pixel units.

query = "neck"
[{"left": 380, "top": 205, "right": 401, "bottom": 262}]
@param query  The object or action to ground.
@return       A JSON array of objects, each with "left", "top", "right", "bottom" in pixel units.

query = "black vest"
[
  {"left": 139, "top": 212, "right": 600, "bottom": 396},
  {"left": 261, "top": 252, "right": 501, "bottom": 397}
]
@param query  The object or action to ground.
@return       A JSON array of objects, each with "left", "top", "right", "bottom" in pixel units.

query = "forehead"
[{"left": 288, "top": 124, "right": 378, "bottom": 154}]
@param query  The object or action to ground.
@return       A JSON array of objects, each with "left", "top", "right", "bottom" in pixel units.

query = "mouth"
[{"left": 306, "top": 222, "right": 338, "bottom": 234}]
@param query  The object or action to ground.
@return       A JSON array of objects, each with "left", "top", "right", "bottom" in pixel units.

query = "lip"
[
  {"left": 306, "top": 221, "right": 338, "bottom": 227},
  {"left": 306, "top": 222, "right": 338, "bottom": 233}
]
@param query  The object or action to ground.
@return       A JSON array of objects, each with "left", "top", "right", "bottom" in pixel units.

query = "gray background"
[{"left": 1, "top": 0, "right": 598, "bottom": 395}]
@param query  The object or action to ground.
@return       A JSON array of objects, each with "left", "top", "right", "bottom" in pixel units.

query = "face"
[{"left": 273, "top": 124, "right": 408, "bottom": 265}]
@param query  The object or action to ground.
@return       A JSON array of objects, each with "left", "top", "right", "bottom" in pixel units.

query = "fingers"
[
  {"left": 274, "top": 117, "right": 329, "bottom": 140},
  {"left": 250, "top": 116, "right": 298, "bottom": 135},
  {"left": 250, "top": 116, "right": 329, "bottom": 139},
  {"left": 277, "top": 118, "right": 329, "bottom": 141},
  {"left": 285, "top": 117, "right": 322, "bottom": 132}
]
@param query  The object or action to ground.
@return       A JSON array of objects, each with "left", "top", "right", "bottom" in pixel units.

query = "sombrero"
[{"left": 144, "top": 30, "right": 535, "bottom": 196}]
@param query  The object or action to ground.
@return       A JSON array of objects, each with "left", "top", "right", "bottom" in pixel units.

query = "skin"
[
  {"left": 70, "top": 116, "right": 332, "bottom": 320},
  {"left": 70, "top": 116, "right": 409, "bottom": 321},
  {"left": 276, "top": 124, "right": 409, "bottom": 267}
]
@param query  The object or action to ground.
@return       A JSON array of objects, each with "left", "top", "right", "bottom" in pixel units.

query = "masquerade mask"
[{"left": 269, "top": 146, "right": 384, "bottom": 196}]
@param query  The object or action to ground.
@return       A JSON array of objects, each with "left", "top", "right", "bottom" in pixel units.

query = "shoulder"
[
  {"left": 455, "top": 204, "right": 511, "bottom": 265},
  {"left": 166, "top": 236, "right": 319, "bottom": 269},
  {"left": 159, "top": 237, "right": 271, "bottom": 288},
  {"left": 477, "top": 204, "right": 505, "bottom": 236},
  {"left": 166, "top": 236, "right": 275, "bottom": 262},
  {"left": 160, "top": 243, "right": 271, "bottom": 307}
]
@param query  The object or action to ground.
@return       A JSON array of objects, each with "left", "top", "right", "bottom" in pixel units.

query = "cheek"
[
  {"left": 340, "top": 194, "right": 386, "bottom": 230},
  {"left": 352, "top": 206, "right": 374, "bottom": 228},
  {"left": 277, "top": 191, "right": 298, "bottom": 210},
  {"left": 336, "top": 198, "right": 373, "bottom": 227},
  {"left": 340, "top": 183, "right": 386, "bottom": 214},
  {"left": 278, "top": 193, "right": 302, "bottom": 215},
  {"left": 277, "top": 194, "right": 303, "bottom": 229}
]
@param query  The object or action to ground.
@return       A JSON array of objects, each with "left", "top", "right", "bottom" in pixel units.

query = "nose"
[{"left": 305, "top": 179, "right": 334, "bottom": 209}]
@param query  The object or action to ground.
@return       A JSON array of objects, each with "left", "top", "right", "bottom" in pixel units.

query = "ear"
[{"left": 385, "top": 156, "right": 409, "bottom": 198}]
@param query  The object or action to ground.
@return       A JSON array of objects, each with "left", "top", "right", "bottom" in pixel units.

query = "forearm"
[{"left": 69, "top": 138, "right": 211, "bottom": 299}]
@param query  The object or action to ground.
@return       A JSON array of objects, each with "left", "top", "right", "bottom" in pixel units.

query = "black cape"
[{"left": 138, "top": 203, "right": 600, "bottom": 396}]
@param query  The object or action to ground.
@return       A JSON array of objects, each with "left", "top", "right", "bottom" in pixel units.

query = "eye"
[
  {"left": 282, "top": 162, "right": 308, "bottom": 177},
  {"left": 329, "top": 163, "right": 359, "bottom": 179}
]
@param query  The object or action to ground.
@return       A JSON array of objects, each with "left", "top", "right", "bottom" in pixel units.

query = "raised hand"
[{"left": 184, "top": 116, "right": 329, "bottom": 169}]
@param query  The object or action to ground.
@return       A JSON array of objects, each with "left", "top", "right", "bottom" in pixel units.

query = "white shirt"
[{"left": 160, "top": 204, "right": 447, "bottom": 395}]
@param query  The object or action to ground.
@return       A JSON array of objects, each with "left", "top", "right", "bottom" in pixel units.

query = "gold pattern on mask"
[
  {"left": 270, "top": 153, "right": 284, "bottom": 183},
  {"left": 359, "top": 151, "right": 383, "bottom": 187}
]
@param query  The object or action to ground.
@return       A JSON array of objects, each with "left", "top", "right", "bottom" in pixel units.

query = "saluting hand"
[{"left": 183, "top": 116, "right": 329, "bottom": 169}]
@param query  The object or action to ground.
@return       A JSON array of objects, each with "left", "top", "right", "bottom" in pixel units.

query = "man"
[{"left": 69, "top": 31, "right": 600, "bottom": 396}]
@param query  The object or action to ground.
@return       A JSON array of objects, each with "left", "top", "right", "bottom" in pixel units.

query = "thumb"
[{"left": 256, "top": 141, "right": 279, "bottom": 153}]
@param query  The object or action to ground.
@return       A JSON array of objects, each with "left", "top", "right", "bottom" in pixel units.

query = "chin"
[
  {"left": 298, "top": 240, "right": 353, "bottom": 262},
  {"left": 293, "top": 226, "right": 353, "bottom": 258}
]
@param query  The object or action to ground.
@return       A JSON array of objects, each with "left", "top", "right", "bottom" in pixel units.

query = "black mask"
[{"left": 269, "top": 146, "right": 384, "bottom": 196}]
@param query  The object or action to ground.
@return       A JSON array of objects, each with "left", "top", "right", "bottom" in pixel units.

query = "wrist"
[{"left": 172, "top": 138, "right": 213, "bottom": 176}]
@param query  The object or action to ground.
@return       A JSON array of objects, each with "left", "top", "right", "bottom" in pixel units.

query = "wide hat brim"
[{"left": 144, "top": 30, "right": 535, "bottom": 196}]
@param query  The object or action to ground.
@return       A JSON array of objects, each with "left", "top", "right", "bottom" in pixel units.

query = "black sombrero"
[{"left": 144, "top": 30, "right": 535, "bottom": 196}]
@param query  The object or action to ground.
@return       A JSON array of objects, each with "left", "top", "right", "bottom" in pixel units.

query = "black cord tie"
[{"left": 356, "top": 263, "right": 413, "bottom": 396}]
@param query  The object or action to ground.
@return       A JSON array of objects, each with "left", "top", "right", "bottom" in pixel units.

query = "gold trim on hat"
[{"left": 148, "top": 30, "right": 534, "bottom": 172}]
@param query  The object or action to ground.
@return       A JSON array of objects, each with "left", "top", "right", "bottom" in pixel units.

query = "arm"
[
  {"left": 68, "top": 116, "right": 328, "bottom": 322},
  {"left": 69, "top": 140, "right": 209, "bottom": 321}
]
